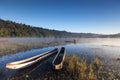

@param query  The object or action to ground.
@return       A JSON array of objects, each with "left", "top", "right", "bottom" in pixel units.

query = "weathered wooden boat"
[
  {"left": 6, "top": 48, "right": 58, "bottom": 69},
  {"left": 52, "top": 47, "right": 66, "bottom": 70}
]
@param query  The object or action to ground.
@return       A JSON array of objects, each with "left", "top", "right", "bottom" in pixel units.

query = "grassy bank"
[
  {"left": 9, "top": 54, "right": 120, "bottom": 80},
  {"left": 44, "top": 54, "right": 103, "bottom": 80}
]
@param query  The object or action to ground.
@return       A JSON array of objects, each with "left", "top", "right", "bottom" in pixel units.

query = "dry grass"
[
  {"left": 64, "top": 54, "right": 102, "bottom": 80},
  {"left": 8, "top": 54, "right": 120, "bottom": 80},
  {"left": 64, "top": 55, "right": 120, "bottom": 80}
]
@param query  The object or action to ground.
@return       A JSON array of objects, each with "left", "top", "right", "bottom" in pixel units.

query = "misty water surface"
[{"left": 0, "top": 38, "right": 120, "bottom": 79}]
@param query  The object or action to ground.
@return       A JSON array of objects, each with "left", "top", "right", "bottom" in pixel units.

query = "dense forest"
[{"left": 0, "top": 19, "right": 120, "bottom": 38}]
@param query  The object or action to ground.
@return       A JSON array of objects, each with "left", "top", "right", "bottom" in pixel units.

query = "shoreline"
[
  {"left": 0, "top": 41, "right": 67, "bottom": 57},
  {"left": 8, "top": 54, "right": 120, "bottom": 80}
]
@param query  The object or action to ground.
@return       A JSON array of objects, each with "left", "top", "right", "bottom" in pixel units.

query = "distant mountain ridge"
[{"left": 0, "top": 19, "right": 119, "bottom": 38}]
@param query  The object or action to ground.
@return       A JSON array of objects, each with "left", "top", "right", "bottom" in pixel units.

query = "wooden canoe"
[
  {"left": 6, "top": 48, "right": 58, "bottom": 69},
  {"left": 52, "top": 47, "right": 66, "bottom": 70}
]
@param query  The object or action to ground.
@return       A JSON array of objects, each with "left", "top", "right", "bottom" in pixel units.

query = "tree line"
[
  {"left": 0, "top": 19, "right": 119, "bottom": 38},
  {"left": 0, "top": 19, "right": 71, "bottom": 37}
]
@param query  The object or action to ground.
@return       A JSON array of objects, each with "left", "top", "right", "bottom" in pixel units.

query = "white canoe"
[
  {"left": 6, "top": 48, "right": 58, "bottom": 69},
  {"left": 52, "top": 47, "right": 66, "bottom": 70}
]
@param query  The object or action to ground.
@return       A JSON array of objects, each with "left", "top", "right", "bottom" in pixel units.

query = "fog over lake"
[{"left": 0, "top": 38, "right": 120, "bottom": 80}]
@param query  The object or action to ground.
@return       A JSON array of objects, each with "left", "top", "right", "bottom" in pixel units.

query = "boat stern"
[{"left": 54, "top": 63, "right": 63, "bottom": 70}]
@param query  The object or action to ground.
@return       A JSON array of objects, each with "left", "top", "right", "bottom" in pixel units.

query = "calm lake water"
[{"left": 0, "top": 38, "right": 120, "bottom": 79}]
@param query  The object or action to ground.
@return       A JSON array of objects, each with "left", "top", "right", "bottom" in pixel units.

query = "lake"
[{"left": 0, "top": 38, "right": 120, "bottom": 79}]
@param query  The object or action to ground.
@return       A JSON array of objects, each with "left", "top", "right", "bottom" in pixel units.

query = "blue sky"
[{"left": 0, "top": 0, "right": 120, "bottom": 34}]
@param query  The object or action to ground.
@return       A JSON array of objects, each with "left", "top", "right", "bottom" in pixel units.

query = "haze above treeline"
[{"left": 0, "top": 19, "right": 120, "bottom": 38}]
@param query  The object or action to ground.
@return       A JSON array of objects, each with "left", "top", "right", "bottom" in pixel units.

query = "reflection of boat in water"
[
  {"left": 52, "top": 47, "right": 66, "bottom": 70},
  {"left": 6, "top": 48, "right": 58, "bottom": 69}
]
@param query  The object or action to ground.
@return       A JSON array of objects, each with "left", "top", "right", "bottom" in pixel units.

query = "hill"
[
  {"left": 0, "top": 19, "right": 119, "bottom": 38},
  {"left": 0, "top": 19, "right": 69, "bottom": 37}
]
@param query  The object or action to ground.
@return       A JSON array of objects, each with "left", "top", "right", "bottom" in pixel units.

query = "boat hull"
[
  {"left": 52, "top": 47, "right": 66, "bottom": 70},
  {"left": 6, "top": 48, "right": 58, "bottom": 69}
]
